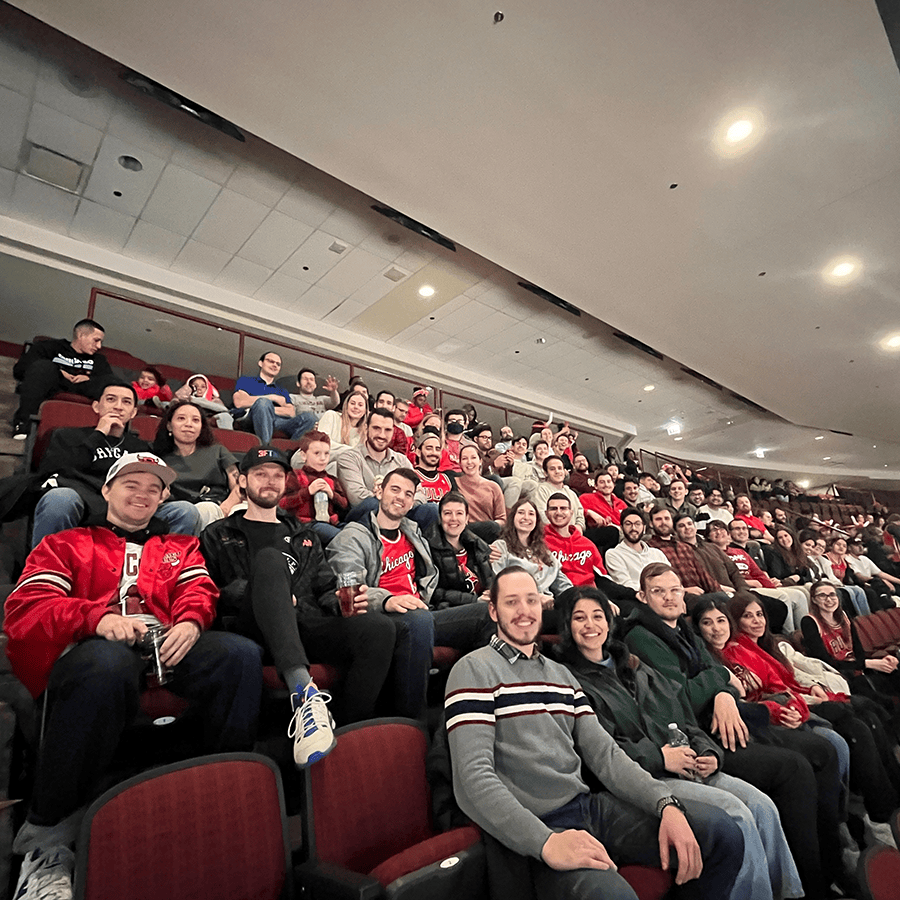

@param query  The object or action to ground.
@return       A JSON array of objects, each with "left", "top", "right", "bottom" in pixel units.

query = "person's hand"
[
  {"left": 384, "top": 594, "right": 428, "bottom": 613},
  {"left": 308, "top": 478, "right": 333, "bottom": 497},
  {"left": 609, "top": 602, "right": 620, "bottom": 616},
  {"left": 659, "top": 807, "right": 703, "bottom": 885},
  {"left": 477, "top": 591, "right": 491, "bottom": 603},
  {"left": 69, "top": 374, "right": 89, "bottom": 384},
  {"left": 693, "top": 755, "right": 718, "bottom": 778},
  {"left": 541, "top": 830, "right": 616, "bottom": 872},
  {"left": 539, "top": 593, "right": 555, "bottom": 610},
  {"left": 353, "top": 585, "right": 369, "bottom": 615},
  {"left": 324, "top": 375, "right": 339, "bottom": 392},
  {"left": 661, "top": 744, "right": 697, "bottom": 777},
  {"left": 808, "top": 684, "right": 829, "bottom": 703},
  {"left": 684, "top": 586, "right": 704, "bottom": 596},
  {"left": 778, "top": 707, "right": 803, "bottom": 729},
  {"left": 710, "top": 692, "right": 748, "bottom": 751},
  {"left": 95, "top": 412, "right": 125, "bottom": 435},
  {"left": 159, "top": 621, "right": 201, "bottom": 667},
  {"left": 866, "top": 657, "right": 897, "bottom": 673},
  {"left": 96, "top": 613, "right": 147, "bottom": 645},
  {"left": 769, "top": 578, "right": 782, "bottom": 587},
  {"left": 489, "top": 544, "right": 503, "bottom": 563}
]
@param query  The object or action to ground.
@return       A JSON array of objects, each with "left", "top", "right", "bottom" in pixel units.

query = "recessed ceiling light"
[
  {"left": 713, "top": 107, "right": 765, "bottom": 157},
  {"left": 673, "top": 436, "right": 683, "bottom": 441},
  {"left": 535, "top": 337, "right": 546, "bottom": 344},
  {"left": 798, "top": 480, "right": 810, "bottom": 489},
  {"left": 814, "top": 435, "right": 824, "bottom": 440},
  {"left": 823, "top": 456, "right": 831, "bottom": 461},
  {"left": 643, "top": 384, "right": 655, "bottom": 392},
  {"left": 726, "top": 120, "right": 753, "bottom": 143},
  {"left": 822, "top": 255, "right": 861, "bottom": 285},
  {"left": 665, "top": 421, "right": 682, "bottom": 436},
  {"left": 417, "top": 285, "right": 435, "bottom": 298},
  {"left": 754, "top": 448, "right": 765, "bottom": 459},
  {"left": 878, "top": 332, "right": 900, "bottom": 351}
]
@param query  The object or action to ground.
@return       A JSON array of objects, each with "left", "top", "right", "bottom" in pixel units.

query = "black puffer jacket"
[{"left": 424, "top": 521, "right": 493, "bottom": 608}]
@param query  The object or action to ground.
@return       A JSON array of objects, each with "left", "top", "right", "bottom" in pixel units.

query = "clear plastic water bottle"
[{"left": 667, "top": 723, "right": 690, "bottom": 747}]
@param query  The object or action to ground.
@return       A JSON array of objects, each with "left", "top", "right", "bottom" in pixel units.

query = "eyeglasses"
[{"left": 814, "top": 590, "right": 839, "bottom": 600}]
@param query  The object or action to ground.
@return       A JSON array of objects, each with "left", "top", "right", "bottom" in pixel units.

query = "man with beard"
[
  {"left": 329, "top": 468, "right": 493, "bottom": 720},
  {"left": 543, "top": 493, "right": 607, "bottom": 587},
  {"left": 532, "top": 456, "right": 585, "bottom": 530},
  {"left": 567, "top": 453, "right": 594, "bottom": 495},
  {"left": 695, "top": 486, "right": 733, "bottom": 534},
  {"left": 413, "top": 433, "right": 455, "bottom": 502},
  {"left": 444, "top": 566, "right": 743, "bottom": 900},
  {"left": 201, "top": 446, "right": 397, "bottom": 767},
  {"left": 605, "top": 508, "right": 668, "bottom": 592},
  {"left": 733, "top": 494, "right": 774, "bottom": 544}
]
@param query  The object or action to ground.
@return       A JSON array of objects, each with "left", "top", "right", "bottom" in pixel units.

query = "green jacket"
[
  {"left": 559, "top": 641, "right": 723, "bottom": 777},
  {"left": 619, "top": 604, "right": 733, "bottom": 723}
]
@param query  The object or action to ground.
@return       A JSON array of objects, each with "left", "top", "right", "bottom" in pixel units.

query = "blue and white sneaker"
[
  {"left": 288, "top": 683, "right": 336, "bottom": 768},
  {"left": 14, "top": 846, "right": 74, "bottom": 900}
]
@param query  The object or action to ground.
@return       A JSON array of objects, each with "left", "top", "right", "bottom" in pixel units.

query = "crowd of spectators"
[{"left": 4, "top": 320, "right": 900, "bottom": 898}]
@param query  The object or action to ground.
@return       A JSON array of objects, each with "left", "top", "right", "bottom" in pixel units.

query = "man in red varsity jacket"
[{"left": 3, "top": 452, "right": 262, "bottom": 900}]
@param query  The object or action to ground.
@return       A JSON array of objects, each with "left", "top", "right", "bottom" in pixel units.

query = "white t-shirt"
[
  {"left": 847, "top": 553, "right": 880, "bottom": 578},
  {"left": 114, "top": 542, "right": 162, "bottom": 628}
]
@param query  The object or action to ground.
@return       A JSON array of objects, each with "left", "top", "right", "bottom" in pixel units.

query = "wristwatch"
[{"left": 656, "top": 796, "right": 686, "bottom": 818}]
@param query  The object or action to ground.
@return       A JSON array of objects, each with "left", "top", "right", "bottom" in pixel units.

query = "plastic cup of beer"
[{"left": 337, "top": 571, "right": 364, "bottom": 617}]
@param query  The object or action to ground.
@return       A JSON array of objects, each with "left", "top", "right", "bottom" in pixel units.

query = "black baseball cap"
[{"left": 240, "top": 446, "right": 291, "bottom": 474}]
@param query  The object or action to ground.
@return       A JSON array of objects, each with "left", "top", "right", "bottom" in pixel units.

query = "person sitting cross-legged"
[{"left": 4, "top": 452, "right": 263, "bottom": 900}]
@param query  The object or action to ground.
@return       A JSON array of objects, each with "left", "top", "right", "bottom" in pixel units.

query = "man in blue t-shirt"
[{"left": 232, "top": 350, "right": 316, "bottom": 443}]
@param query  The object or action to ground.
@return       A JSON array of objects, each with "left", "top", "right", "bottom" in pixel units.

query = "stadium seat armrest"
[{"left": 295, "top": 860, "right": 385, "bottom": 899}]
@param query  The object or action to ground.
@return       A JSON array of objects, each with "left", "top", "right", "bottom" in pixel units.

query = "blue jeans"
[
  {"left": 840, "top": 584, "right": 871, "bottom": 617},
  {"left": 310, "top": 521, "right": 341, "bottom": 545},
  {"left": 533, "top": 792, "right": 743, "bottom": 900},
  {"left": 32, "top": 488, "right": 201, "bottom": 548},
  {"left": 388, "top": 604, "right": 494, "bottom": 719},
  {"left": 28, "top": 633, "right": 262, "bottom": 826},
  {"left": 345, "top": 497, "right": 438, "bottom": 530},
  {"left": 239, "top": 398, "right": 316, "bottom": 444}
]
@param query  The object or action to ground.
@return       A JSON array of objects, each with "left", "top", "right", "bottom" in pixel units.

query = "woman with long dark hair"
[
  {"left": 556, "top": 586, "right": 801, "bottom": 900},
  {"left": 723, "top": 594, "right": 900, "bottom": 844},
  {"left": 152, "top": 399, "right": 240, "bottom": 527},
  {"left": 763, "top": 526, "right": 813, "bottom": 588}
]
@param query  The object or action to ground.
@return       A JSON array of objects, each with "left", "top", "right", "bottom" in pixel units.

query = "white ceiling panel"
[
  {"left": 170, "top": 239, "right": 230, "bottom": 281},
  {"left": 140, "top": 163, "right": 220, "bottom": 236},
  {"left": 81, "top": 133, "right": 165, "bottom": 216},
  {"left": 317, "top": 207, "right": 378, "bottom": 247},
  {"left": 393, "top": 249, "right": 433, "bottom": 273},
  {"left": 275, "top": 182, "right": 336, "bottom": 229},
  {"left": 290, "top": 283, "right": 345, "bottom": 319},
  {"left": 346, "top": 268, "right": 402, "bottom": 307},
  {"left": 237, "top": 210, "right": 313, "bottom": 269},
  {"left": 0, "top": 85, "right": 30, "bottom": 171},
  {"left": 122, "top": 219, "right": 186, "bottom": 266},
  {"left": 213, "top": 255, "right": 272, "bottom": 295},
  {"left": 279, "top": 229, "right": 349, "bottom": 283},
  {"left": 226, "top": 161, "right": 291, "bottom": 208},
  {"left": 11, "top": 172, "right": 77, "bottom": 231},
  {"left": 33, "top": 59, "right": 114, "bottom": 131},
  {"left": 26, "top": 102, "right": 102, "bottom": 165},
  {"left": 317, "top": 247, "right": 393, "bottom": 295},
  {"left": 169, "top": 135, "right": 237, "bottom": 186},
  {"left": 326, "top": 299, "right": 367, "bottom": 327},
  {"left": 0, "top": 166, "right": 16, "bottom": 212},
  {"left": 386, "top": 322, "right": 424, "bottom": 346},
  {"left": 106, "top": 97, "right": 176, "bottom": 162},
  {"left": 68, "top": 198, "right": 134, "bottom": 251},
  {"left": 253, "top": 271, "right": 309, "bottom": 307},
  {"left": 191, "top": 187, "right": 269, "bottom": 253}
]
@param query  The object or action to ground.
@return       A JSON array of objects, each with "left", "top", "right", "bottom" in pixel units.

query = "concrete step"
[
  {"left": 0, "top": 436, "right": 24, "bottom": 455},
  {"left": 0, "top": 456, "right": 20, "bottom": 479}
]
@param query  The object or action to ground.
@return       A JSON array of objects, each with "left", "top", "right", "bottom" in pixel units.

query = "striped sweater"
[{"left": 445, "top": 641, "right": 670, "bottom": 858}]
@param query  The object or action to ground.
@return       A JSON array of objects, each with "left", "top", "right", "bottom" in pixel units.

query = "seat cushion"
[{"left": 369, "top": 826, "right": 480, "bottom": 887}]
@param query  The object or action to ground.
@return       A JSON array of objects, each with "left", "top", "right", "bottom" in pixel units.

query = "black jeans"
[
  {"left": 29, "top": 633, "right": 262, "bottom": 827},
  {"left": 15, "top": 359, "right": 106, "bottom": 423},
  {"left": 229, "top": 546, "right": 397, "bottom": 724}
]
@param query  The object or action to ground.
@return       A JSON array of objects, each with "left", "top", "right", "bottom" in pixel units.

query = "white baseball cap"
[{"left": 104, "top": 452, "right": 177, "bottom": 487}]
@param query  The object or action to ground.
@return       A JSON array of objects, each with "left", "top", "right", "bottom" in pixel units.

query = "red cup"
[{"left": 337, "top": 572, "right": 364, "bottom": 617}]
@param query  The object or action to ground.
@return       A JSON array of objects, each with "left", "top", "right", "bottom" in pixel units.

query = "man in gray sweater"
[{"left": 445, "top": 566, "right": 743, "bottom": 899}]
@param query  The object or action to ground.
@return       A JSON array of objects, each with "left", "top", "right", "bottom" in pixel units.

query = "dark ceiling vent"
[
  {"left": 612, "top": 331, "right": 663, "bottom": 360},
  {"left": 370, "top": 205, "right": 456, "bottom": 251},
  {"left": 517, "top": 282, "right": 581, "bottom": 317},
  {"left": 120, "top": 71, "right": 245, "bottom": 141},
  {"left": 679, "top": 366, "right": 723, "bottom": 391},
  {"left": 829, "top": 428, "right": 854, "bottom": 437},
  {"left": 727, "top": 391, "right": 768, "bottom": 414}
]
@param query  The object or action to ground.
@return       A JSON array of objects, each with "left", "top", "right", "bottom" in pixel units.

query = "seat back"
[
  {"left": 855, "top": 615, "right": 881, "bottom": 654},
  {"left": 31, "top": 401, "right": 101, "bottom": 470},
  {"left": 306, "top": 719, "right": 433, "bottom": 875},
  {"left": 859, "top": 844, "right": 900, "bottom": 900},
  {"left": 75, "top": 754, "right": 291, "bottom": 900}
]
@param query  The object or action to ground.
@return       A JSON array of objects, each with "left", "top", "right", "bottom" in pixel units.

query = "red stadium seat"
[
  {"left": 213, "top": 428, "right": 259, "bottom": 454},
  {"left": 30, "top": 400, "right": 100, "bottom": 470},
  {"left": 858, "top": 843, "right": 900, "bottom": 900},
  {"left": 149, "top": 363, "right": 193, "bottom": 385},
  {"left": 130, "top": 415, "right": 159, "bottom": 443}
]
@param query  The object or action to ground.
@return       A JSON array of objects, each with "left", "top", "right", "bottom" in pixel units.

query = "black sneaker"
[{"left": 12, "top": 421, "right": 28, "bottom": 441}]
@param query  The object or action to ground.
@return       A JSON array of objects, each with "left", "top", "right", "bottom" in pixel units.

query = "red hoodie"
[{"left": 544, "top": 526, "right": 607, "bottom": 585}]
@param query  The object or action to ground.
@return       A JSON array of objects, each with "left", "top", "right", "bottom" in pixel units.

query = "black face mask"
[
  {"left": 423, "top": 425, "right": 442, "bottom": 438},
  {"left": 447, "top": 422, "right": 465, "bottom": 435}
]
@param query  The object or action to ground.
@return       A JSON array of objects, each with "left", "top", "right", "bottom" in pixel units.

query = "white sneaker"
[
  {"left": 288, "top": 683, "right": 336, "bottom": 768},
  {"left": 14, "top": 846, "right": 74, "bottom": 900}
]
